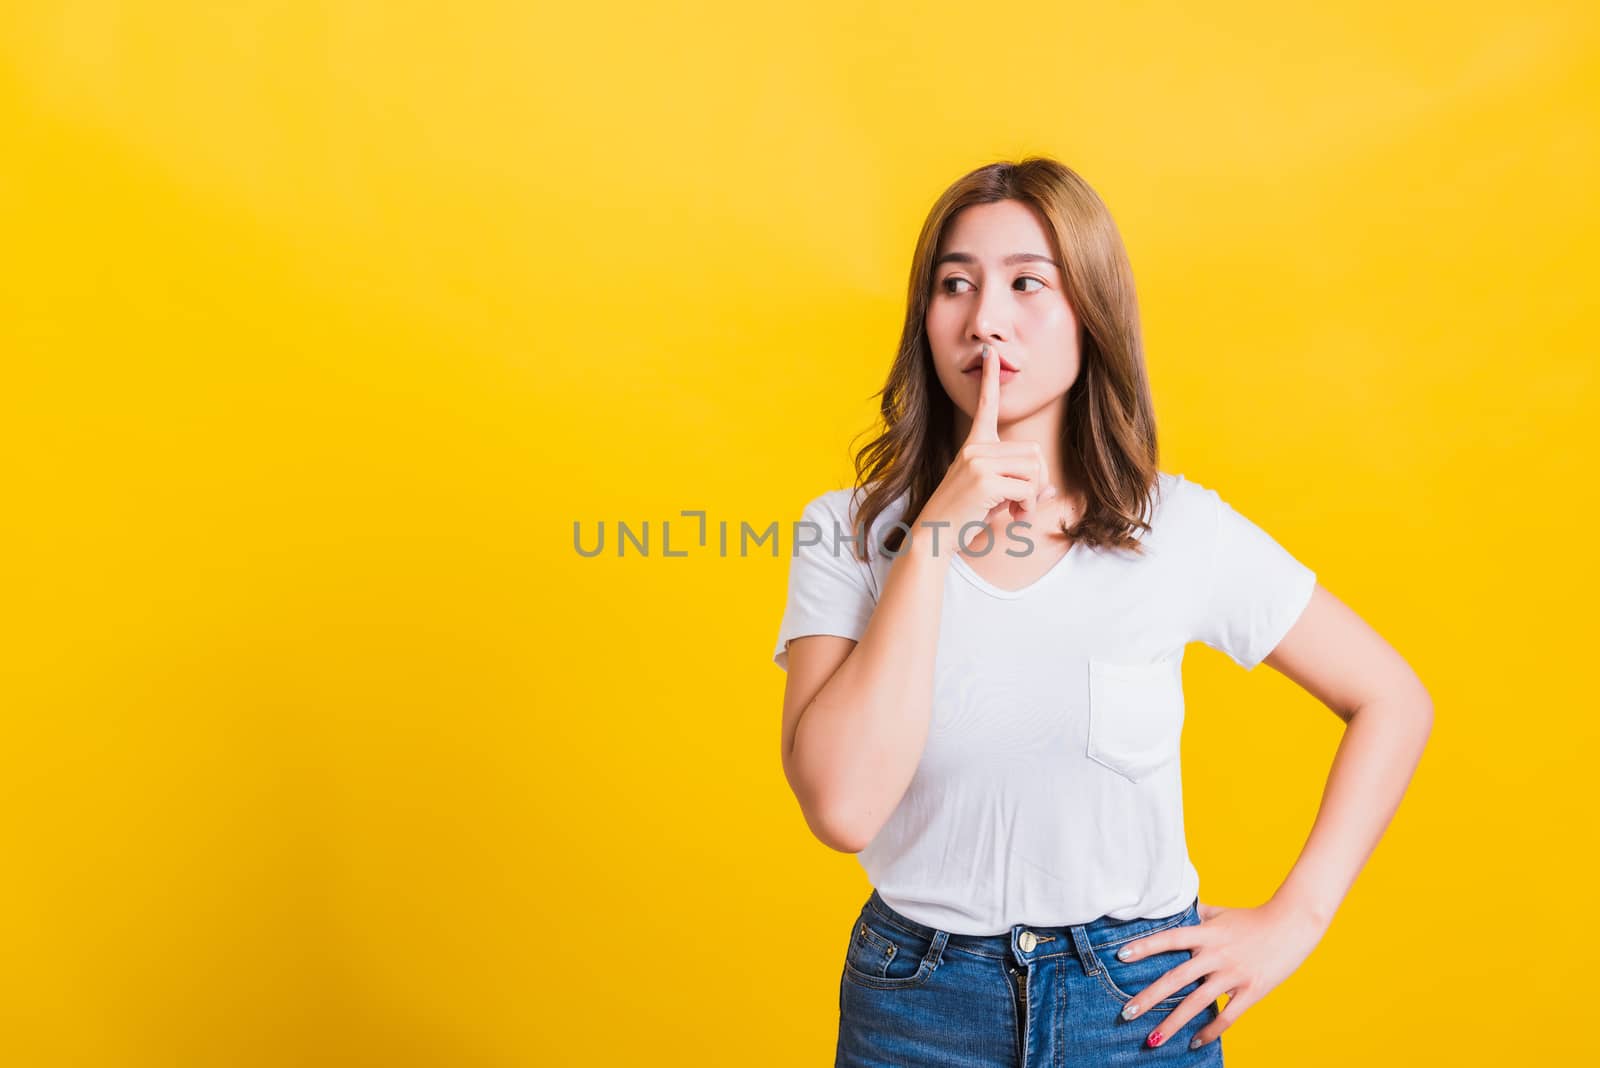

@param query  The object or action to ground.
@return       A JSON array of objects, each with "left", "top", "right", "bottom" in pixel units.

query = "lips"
[{"left": 962, "top": 350, "right": 1020, "bottom": 373}]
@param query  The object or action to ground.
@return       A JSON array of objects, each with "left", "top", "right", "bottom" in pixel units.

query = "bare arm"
[
  {"left": 781, "top": 536, "right": 952, "bottom": 854},
  {"left": 1259, "top": 582, "right": 1435, "bottom": 927}
]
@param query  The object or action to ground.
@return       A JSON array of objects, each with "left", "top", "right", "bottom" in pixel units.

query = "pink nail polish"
[{"left": 1146, "top": 1030, "right": 1163, "bottom": 1047}]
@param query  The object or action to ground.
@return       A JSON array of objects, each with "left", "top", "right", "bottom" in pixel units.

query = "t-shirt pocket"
[{"left": 1086, "top": 653, "right": 1185, "bottom": 783}]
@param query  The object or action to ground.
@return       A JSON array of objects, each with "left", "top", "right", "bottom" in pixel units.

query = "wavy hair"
[{"left": 848, "top": 156, "right": 1163, "bottom": 560}]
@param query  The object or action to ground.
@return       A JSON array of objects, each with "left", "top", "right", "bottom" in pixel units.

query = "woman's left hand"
[{"left": 1116, "top": 897, "right": 1330, "bottom": 1050}]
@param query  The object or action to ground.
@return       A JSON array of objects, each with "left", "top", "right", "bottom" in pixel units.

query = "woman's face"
[{"left": 925, "top": 199, "right": 1081, "bottom": 432}]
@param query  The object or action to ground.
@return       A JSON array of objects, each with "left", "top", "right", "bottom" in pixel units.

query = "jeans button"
[{"left": 1019, "top": 931, "right": 1037, "bottom": 951}]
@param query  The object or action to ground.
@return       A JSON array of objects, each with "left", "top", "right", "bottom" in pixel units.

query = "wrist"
[
  {"left": 903, "top": 507, "right": 963, "bottom": 563},
  {"left": 1265, "top": 889, "right": 1335, "bottom": 933},
  {"left": 896, "top": 525, "right": 957, "bottom": 570}
]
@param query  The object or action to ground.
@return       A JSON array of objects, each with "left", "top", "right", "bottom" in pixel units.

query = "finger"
[
  {"left": 966, "top": 344, "right": 1000, "bottom": 444},
  {"left": 980, "top": 487, "right": 1033, "bottom": 543},
  {"left": 979, "top": 472, "right": 1037, "bottom": 532},
  {"left": 1016, "top": 446, "right": 1039, "bottom": 516},
  {"left": 1015, "top": 469, "right": 1037, "bottom": 518},
  {"left": 959, "top": 441, "right": 1047, "bottom": 457},
  {"left": 968, "top": 450, "right": 1053, "bottom": 483},
  {"left": 1117, "top": 946, "right": 1212, "bottom": 1022},
  {"left": 1143, "top": 979, "right": 1233, "bottom": 1050},
  {"left": 1012, "top": 472, "right": 1051, "bottom": 524},
  {"left": 1115, "top": 924, "right": 1203, "bottom": 964},
  {"left": 1185, "top": 987, "right": 1251, "bottom": 1050},
  {"left": 1032, "top": 443, "right": 1046, "bottom": 512},
  {"left": 984, "top": 473, "right": 1037, "bottom": 511}
]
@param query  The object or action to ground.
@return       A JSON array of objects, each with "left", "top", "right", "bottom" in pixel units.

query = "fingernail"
[
  {"left": 1146, "top": 1030, "right": 1163, "bottom": 1048},
  {"left": 1190, "top": 1038, "right": 1205, "bottom": 1050},
  {"left": 1121, "top": 1002, "right": 1140, "bottom": 1020},
  {"left": 1117, "top": 946, "right": 1133, "bottom": 960},
  {"left": 981, "top": 344, "right": 990, "bottom": 359}
]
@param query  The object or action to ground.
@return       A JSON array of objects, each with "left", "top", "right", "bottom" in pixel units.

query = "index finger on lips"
[{"left": 967, "top": 344, "right": 1000, "bottom": 444}]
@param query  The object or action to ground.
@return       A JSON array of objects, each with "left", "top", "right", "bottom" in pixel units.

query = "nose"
[{"left": 967, "top": 283, "right": 1013, "bottom": 343}]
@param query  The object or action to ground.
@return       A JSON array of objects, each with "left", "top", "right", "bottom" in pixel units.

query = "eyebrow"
[{"left": 934, "top": 251, "right": 1058, "bottom": 269}]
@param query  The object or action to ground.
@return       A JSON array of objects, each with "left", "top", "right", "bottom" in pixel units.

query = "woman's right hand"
[{"left": 916, "top": 344, "right": 1057, "bottom": 554}]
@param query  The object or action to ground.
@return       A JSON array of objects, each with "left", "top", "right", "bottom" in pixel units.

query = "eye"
[{"left": 937, "top": 275, "right": 1046, "bottom": 295}]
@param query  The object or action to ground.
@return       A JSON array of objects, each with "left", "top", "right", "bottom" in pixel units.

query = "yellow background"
[{"left": 2, "top": 2, "right": 1594, "bottom": 1065}]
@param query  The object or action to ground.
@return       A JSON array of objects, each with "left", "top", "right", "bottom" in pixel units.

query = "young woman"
[{"left": 772, "top": 157, "right": 1432, "bottom": 1066}]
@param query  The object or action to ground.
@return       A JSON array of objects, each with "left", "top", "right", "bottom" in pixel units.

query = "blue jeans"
[{"left": 836, "top": 889, "right": 1225, "bottom": 1066}]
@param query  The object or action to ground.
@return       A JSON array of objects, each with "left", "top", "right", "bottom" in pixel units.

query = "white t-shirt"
[{"left": 771, "top": 471, "right": 1317, "bottom": 934}]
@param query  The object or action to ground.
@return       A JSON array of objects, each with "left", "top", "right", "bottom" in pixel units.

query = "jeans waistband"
[{"left": 865, "top": 888, "right": 1200, "bottom": 959}]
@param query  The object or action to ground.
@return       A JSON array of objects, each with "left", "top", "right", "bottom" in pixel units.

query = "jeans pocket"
[
  {"left": 1089, "top": 901, "right": 1204, "bottom": 1009},
  {"left": 1086, "top": 653, "right": 1185, "bottom": 783},
  {"left": 841, "top": 907, "right": 944, "bottom": 991}
]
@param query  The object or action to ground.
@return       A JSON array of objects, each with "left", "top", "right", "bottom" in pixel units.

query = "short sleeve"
[
  {"left": 1192, "top": 488, "right": 1317, "bottom": 671},
  {"left": 771, "top": 492, "right": 879, "bottom": 672}
]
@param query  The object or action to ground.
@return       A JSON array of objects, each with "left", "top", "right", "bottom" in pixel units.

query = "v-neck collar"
[{"left": 949, "top": 538, "right": 1084, "bottom": 600}]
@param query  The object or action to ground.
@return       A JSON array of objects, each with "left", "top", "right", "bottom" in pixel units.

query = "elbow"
[
  {"left": 786, "top": 743, "right": 872, "bottom": 853},
  {"left": 1408, "top": 678, "right": 1436, "bottom": 737},
  {"left": 816, "top": 813, "right": 870, "bottom": 855},
  {"left": 795, "top": 789, "right": 871, "bottom": 854},
  {"left": 1348, "top": 677, "right": 1435, "bottom": 736},
  {"left": 819, "top": 790, "right": 888, "bottom": 854}
]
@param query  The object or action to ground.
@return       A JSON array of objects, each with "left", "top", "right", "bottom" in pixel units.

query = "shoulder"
[
  {"left": 1143, "top": 470, "right": 1219, "bottom": 539},
  {"left": 792, "top": 484, "right": 910, "bottom": 586},
  {"left": 800, "top": 483, "right": 910, "bottom": 533},
  {"left": 791, "top": 488, "right": 858, "bottom": 541},
  {"left": 803, "top": 486, "right": 858, "bottom": 521}
]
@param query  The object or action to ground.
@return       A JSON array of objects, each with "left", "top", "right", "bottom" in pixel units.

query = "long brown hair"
[{"left": 848, "top": 156, "right": 1163, "bottom": 561}]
